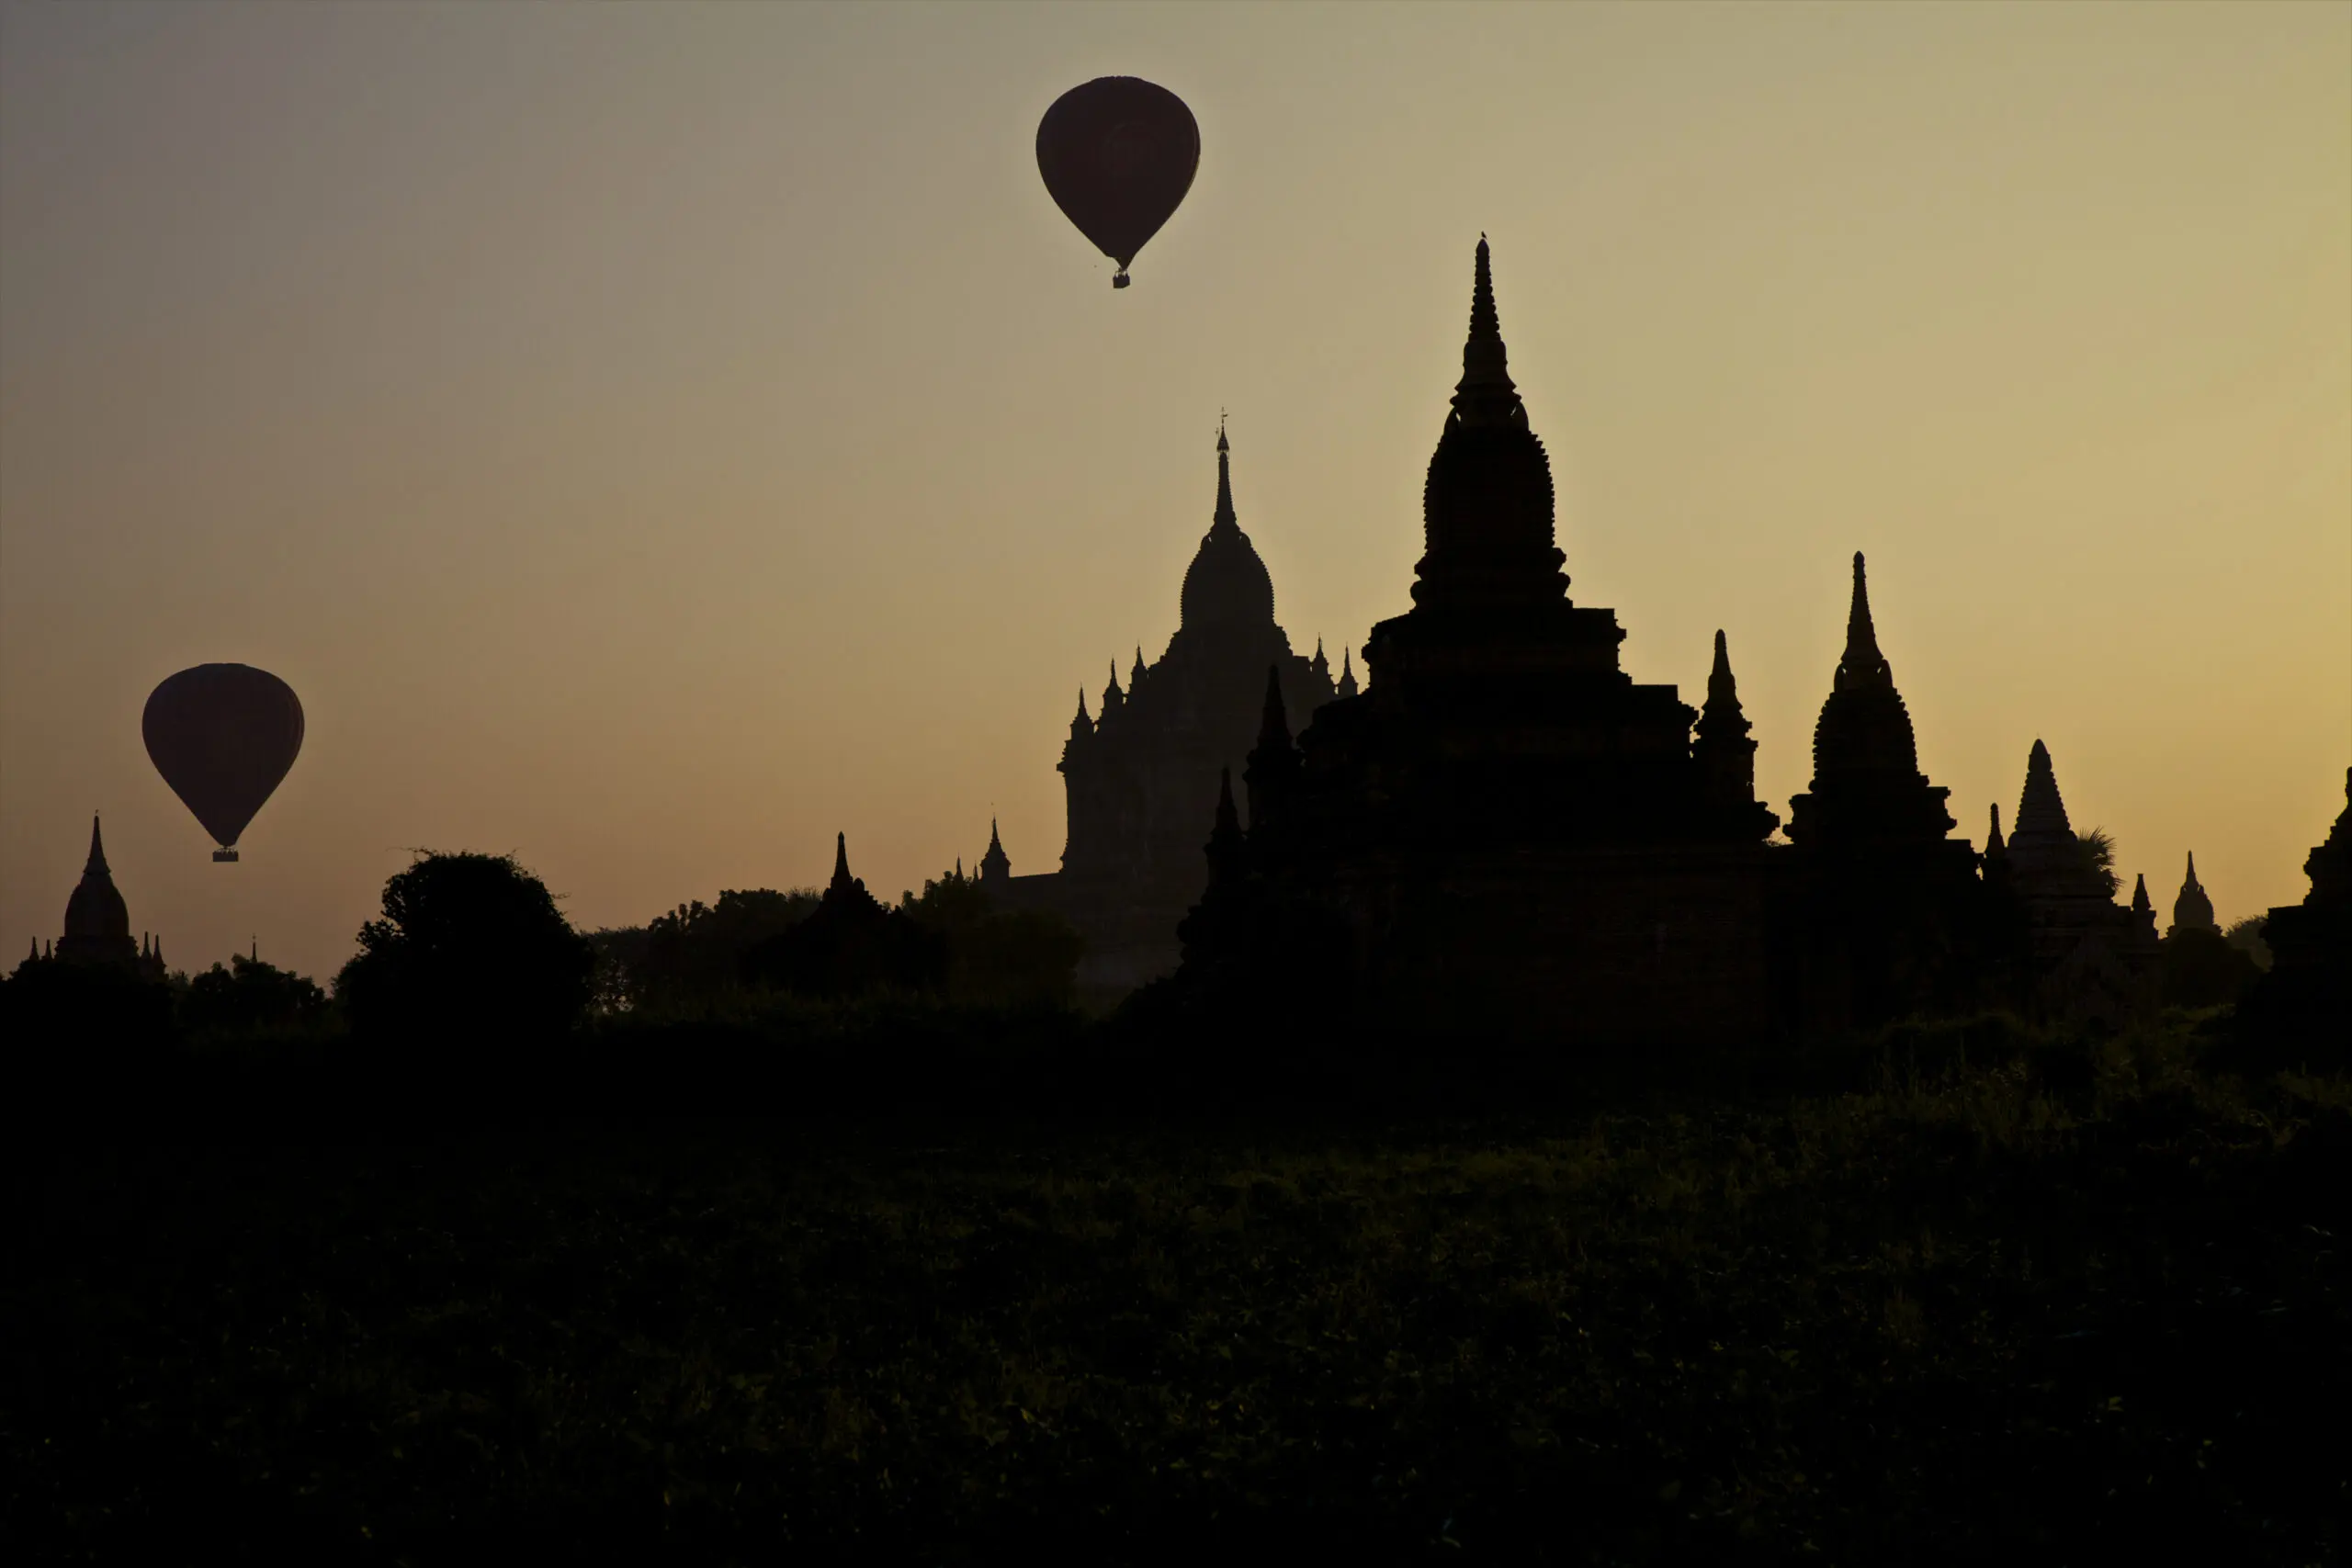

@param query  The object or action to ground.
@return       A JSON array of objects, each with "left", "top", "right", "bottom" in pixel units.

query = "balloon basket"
[
  {"left": 212, "top": 849, "right": 240, "bottom": 863},
  {"left": 1112, "top": 271, "right": 1130, "bottom": 289}
]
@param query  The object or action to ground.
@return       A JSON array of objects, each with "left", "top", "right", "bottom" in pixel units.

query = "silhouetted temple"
[
  {"left": 1777, "top": 553, "right": 1990, "bottom": 1027},
  {"left": 1175, "top": 240, "right": 1782, "bottom": 1043},
  {"left": 741, "top": 833, "right": 940, "bottom": 998},
  {"left": 2241, "top": 768, "right": 2352, "bottom": 1049},
  {"left": 1996, "top": 740, "right": 2158, "bottom": 1029},
  {"left": 54, "top": 816, "right": 165, "bottom": 978},
  {"left": 2170, "top": 852, "right": 2218, "bottom": 936},
  {"left": 991, "top": 425, "right": 1340, "bottom": 995}
]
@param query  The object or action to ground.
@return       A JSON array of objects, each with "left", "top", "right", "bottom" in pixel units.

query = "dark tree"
[
  {"left": 593, "top": 888, "right": 821, "bottom": 1010},
  {"left": 179, "top": 953, "right": 328, "bottom": 1037},
  {"left": 2222, "top": 916, "right": 2271, "bottom": 971},
  {"left": 335, "top": 852, "right": 595, "bottom": 1048},
  {"left": 2157, "top": 928, "right": 2260, "bottom": 1010},
  {"left": 2075, "top": 828, "right": 2120, "bottom": 900},
  {"left": 903, "top": 868, "right": 1084, "bottom": 1008}
]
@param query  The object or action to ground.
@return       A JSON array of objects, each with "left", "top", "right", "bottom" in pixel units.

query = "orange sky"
[{"left": 4, "top": 2, "right": 2346, "bottom": 983}]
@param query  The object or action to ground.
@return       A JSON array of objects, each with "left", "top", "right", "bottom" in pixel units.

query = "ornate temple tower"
[
  {"left": 57, "top": 816, "right": 141, "bottom": 967},
  {"left": 1785, "top": 555, "right": 1962, "bottom": 851},
  {"left": 1999, "top": 739, "right": 2159, "bottom": 1028},
  {"left": 2240, "top": 768, "right": 2351, "bottom": 1053},
  {"left": 977, "top": 819, "right": 1011, "bottom": 895},
  {"left": 1773, "top": 555, "right": 1990, "bottom": 1029},
  {"left": 998, "top": 423, "right": 1340, "bottom": 998},
  {"left": 1177, "top": 239, "right": 1780, "bottom": 1043}
]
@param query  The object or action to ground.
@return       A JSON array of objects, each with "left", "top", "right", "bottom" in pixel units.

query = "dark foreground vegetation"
[{"left": 6, "top": 1007, "right": 2346, "bottom": 1564}]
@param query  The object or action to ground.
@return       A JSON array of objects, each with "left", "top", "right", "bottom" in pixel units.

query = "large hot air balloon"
[
  {"left": 1035, "top": 77, "right": 1199, "bottom": 289},
  {"left": 142, "top": 663, "right": 304, "bottom": 862}
]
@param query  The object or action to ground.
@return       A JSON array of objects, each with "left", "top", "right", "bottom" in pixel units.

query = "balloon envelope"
[
  {"left": 142, "top": 663, "right": 304, "bottom": 854},
  {"left": 1035, "top": 77, "right": 1199, "bottom": 283}
]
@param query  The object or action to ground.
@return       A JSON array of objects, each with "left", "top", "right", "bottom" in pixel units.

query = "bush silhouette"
[
  {"left": 335, "top": 852, "right": 594, "bottom": 1048},
  {"left": 0, "top": 953, "right": 175, "bottom": 1058},
  {"left": 179, "top": 953, "right": 328, "bottom": 1037},
  {"left": 2158, "top": 927, "right": 2261, "bottom": 1010},
  {"left": 592, "top": 887, "right": 820, "bottom": 1010},
  {"left": 902, "top": 869, "right": 1083, "bottom": 1008}
]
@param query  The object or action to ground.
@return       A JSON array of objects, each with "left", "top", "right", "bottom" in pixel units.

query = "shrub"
[{"left": 334, "top": 852, "right": 595, "bottom": 1050}]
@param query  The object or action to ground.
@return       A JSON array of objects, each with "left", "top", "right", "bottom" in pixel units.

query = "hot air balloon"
[
  {"left": 1035, "top": 77, "right": 1199, "bottom": 288},
  {"left": 142, "top": 663, "right": 304, "bottom": 862}
]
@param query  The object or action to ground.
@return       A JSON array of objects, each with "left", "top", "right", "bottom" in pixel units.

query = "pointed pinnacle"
[
  {"left": 1258, "top": 665, "right": 1291, "bottom": 750},
  {"left": 1213, "top": 423, "right": 1237, "bottom": 528},
  {"left": 1451, "top": 235, "right": 1521, "bottom": 424}
]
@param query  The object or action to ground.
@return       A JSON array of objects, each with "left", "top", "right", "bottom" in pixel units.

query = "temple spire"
[
  {"left": 978, "top": 817, "right": 1010, "bottom": 887},
  {"left": 1693, "top": 629, "right": 1761, "bottom": 812},
  {"left": 1245, "top": 665, "right": 1301, "bottom": 832},
  {"left": 1835, "top": 552, "right": 1892, "bottom": 691},
  {"left": 829, "top": 831, "right": 856, "bottom": 896},
  {"left": 2172, "top": 849, "right": 2217, "bottom": 933},
  {"left": 85, "top": 814, "right": 107, "bottom": 874},
  {"left": 1452, "top": 234, "right": 1521, "bottom": 426},
  {"left": 1069, "top": 688, "right": 1092, "bottom": 739},
  {"left": 1255, "top": 665, "right": 1291, "bottom": 754},
  {"left": 1986, "top": 804, "right": 2006, "bottom": 856},
  {"left": 1337, "top": 648, "right": 1359, "bottom": 699},
  {"left": 1212, "top": 418, "right": 1237, "bottom": 532}
]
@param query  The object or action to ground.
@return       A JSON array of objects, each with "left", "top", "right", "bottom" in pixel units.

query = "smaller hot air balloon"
[
  {"left": 142, "top": 663, "right": 304, "bottom": 862},
  {"left": 1035, "top": 76, "right": 1200, "bottom": 288}
]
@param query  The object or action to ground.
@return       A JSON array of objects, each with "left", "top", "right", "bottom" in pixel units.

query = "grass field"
[{"left": 7, "top": 1018, "right": 2346, "bottom": 1562}]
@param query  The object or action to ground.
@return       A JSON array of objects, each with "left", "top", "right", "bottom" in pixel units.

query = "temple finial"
[
  {"left": 1338, "top": 647, "right": 1358, "bottom": 698},
  {"left": 989, "top": 817, "right": 1003, "bottom": 852},
  {"left": 831, "top": 831, "right": 852, "bottom": 889},
  {"left": 1453, "top": 235, "right": 1519, "bottom": 420},
  {"left": 85, "top": 814, "right": 107, "bottom": 874},
  {"left": 1469, "top": 234, "right": 1498, "bottom": 344},
  {"left": 1212, "top": 420, "right": 1237, "bottom": 529},
  {"left": 1707, "top": 628, "right": 1736, "bottom": 705},
  {"left": 1834, "top": 552, "right": 1892, "bottom": 690},
  {"left": 1987, "top": 803, "right": 2006, "bottom": 854}
]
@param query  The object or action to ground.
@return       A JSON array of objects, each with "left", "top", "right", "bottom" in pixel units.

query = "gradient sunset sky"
[{"left": 4, "top": 2, "right": 2346, "bottom": 983}]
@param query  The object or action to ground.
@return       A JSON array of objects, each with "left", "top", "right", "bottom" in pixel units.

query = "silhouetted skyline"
[{"left": 3, "top": 2, "right": 2345, "bottom": 981}]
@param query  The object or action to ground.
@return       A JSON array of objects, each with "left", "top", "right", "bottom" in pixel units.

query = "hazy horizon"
[{"left": 5, "top": 1, "right": 2346, "bottom": 983}]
